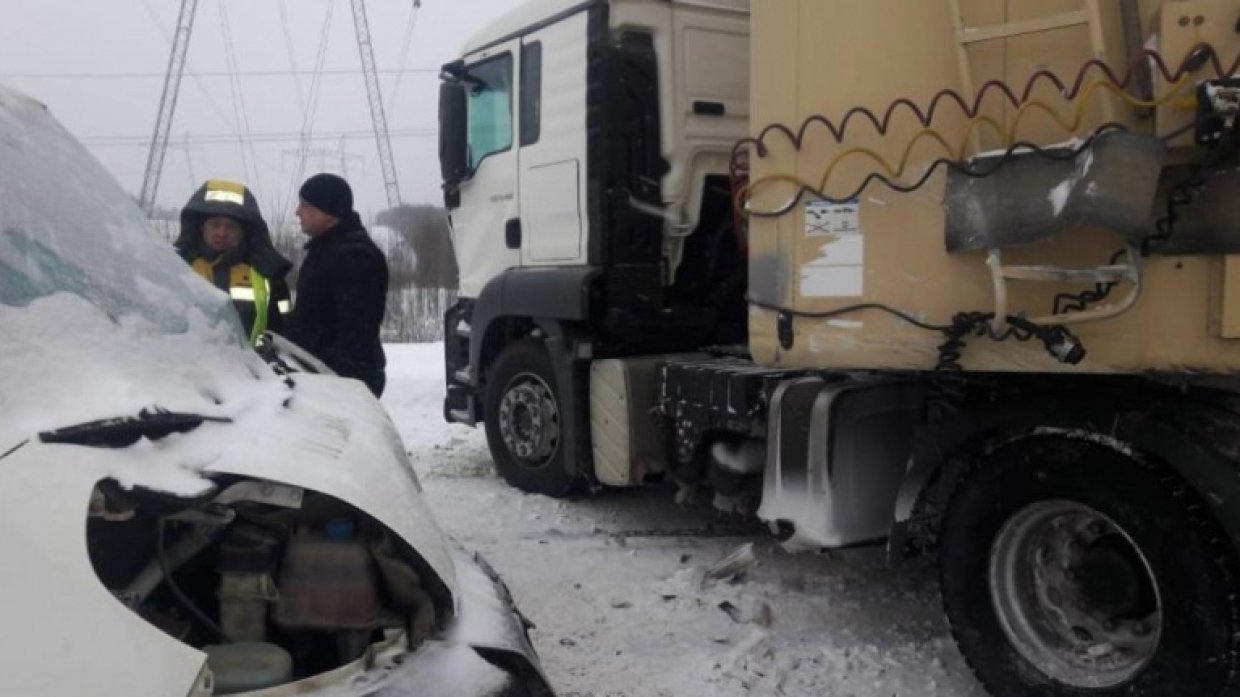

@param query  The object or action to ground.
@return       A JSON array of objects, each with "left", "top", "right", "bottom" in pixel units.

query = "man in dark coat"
[
  {"left": 285, "top": 173, "right": 389, "bottom": 397},
  {"left": 176, "top": 179, "right": 292, "bottom": 345}
]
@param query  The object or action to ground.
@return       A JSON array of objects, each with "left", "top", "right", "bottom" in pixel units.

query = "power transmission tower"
[
  {"left": 140, "top": 0, "right": 199, "bottom": 215},
  {"left": 349, "top": 0, "right": 402, "bottom": 208}
]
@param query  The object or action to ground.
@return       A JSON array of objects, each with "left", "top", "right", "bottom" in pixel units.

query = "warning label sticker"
[{"left": 801, "top": 199, "right": 863, "bottom": 297}]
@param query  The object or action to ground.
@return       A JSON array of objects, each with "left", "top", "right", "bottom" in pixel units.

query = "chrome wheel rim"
[
  {"left": 988, "top": 499, "right": 1161, "bottom": 689},
  {"left": 496, "top": 372, "right": 560, "bottom": 467}
]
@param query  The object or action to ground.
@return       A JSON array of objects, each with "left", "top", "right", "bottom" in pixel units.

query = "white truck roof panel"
[{"left": 463, "top": 0, "right": 749, "bottom": 55}]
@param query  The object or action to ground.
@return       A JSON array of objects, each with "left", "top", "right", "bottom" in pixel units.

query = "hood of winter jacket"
[{"left": 175, "top": 180, "right": 292, "bottom": 280}]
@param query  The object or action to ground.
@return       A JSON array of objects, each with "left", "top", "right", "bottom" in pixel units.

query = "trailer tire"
[
  {"left": 483, "top": 340, "right": 576, "bottom": 498},
  {"left": 939, "top": 435, "right": 1239, "bottom": 697}
]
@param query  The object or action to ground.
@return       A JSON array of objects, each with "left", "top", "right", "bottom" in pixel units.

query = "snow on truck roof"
[{"left": 463, "top": 0, "right": 748, "bottom": 55}]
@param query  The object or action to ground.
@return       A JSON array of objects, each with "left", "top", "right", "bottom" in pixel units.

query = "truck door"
[
  {"left": 454, "top": 41, "right": 521, "bottom": 297},
  {"left": 518, "top": 13, "right": 588, "bottom": 265}
]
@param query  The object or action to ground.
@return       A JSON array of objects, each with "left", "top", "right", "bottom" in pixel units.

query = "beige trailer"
[
  {"left": 440, "top": 2, "right": 1240, "bottom": 694},
  {"left": 745, "top": 0, "right": 1240, "bottom": 373}
]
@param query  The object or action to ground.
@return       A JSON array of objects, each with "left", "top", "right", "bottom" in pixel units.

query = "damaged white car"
[{"left": 0, "top": 85, "right": 552, "bottom": 697}]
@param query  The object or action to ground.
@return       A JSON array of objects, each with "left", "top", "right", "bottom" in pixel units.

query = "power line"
[
  {"left": 0, "top": 68, "right": 439, "bottom": 79},
  {"left": 387, "top": 0, "right": 422, "bottom": 117},
  {"left": 218, "top": 0, "right": 258, "bottom": 186},
  {"left": 288, "top": 0, "right": 337, "bottom": 206},
  {"left": 276, "top": 0, "right": 308, "bottom": 113},
  {"left": 81, "top": 127, "right": 435, "bottom": 147}
]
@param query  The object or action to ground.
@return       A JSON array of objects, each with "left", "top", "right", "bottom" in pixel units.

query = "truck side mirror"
[{"left": 439, "top": 82, "right": 469, "bottom": 185}]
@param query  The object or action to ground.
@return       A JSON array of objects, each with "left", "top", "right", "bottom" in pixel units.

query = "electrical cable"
[
  {"left": 157, "top": 519, "right": 231, "bottom": 644},
  {"left": 80, "top": 128, "right": 435, "bottom": 147},
  {"left": 739, "top": 123, "right": 1125, "bottom": 217},
  {"left": 0, "top": 68, "right": 438, "bottom": 79},
  {"left": 747, "top": 297, "right": 1080, "bottom": 421},
  {"left": 735, "top": 79, "right": 1195, "bottom": 217},
  {"left": 1051, "top": 249, "right": 1128, "bottom": 315},
  {"left": 733, "top": 44, "right": 1238, "bottom": 165},
  {"left": 1140, "top": 136, "right": 1238, "bottom": 255},
  {"left": 218, "top": 0, "right": 259, "bottom": 187},
  {"left": 747, "top": 298, "right": 951, "bottom": 332},
  {"left": 287, "top": 0, "right": 337, "bottom": 206},
  {"left": 277, "top": 0, "right": 309, "bottom": 115},
  {"left": 387, "top": 1, "right": 423, "bottom": 117}
]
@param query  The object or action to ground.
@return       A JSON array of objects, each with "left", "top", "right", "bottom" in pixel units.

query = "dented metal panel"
[{"left": 944, "top": 131, "right": 1165, "bottom": 252}]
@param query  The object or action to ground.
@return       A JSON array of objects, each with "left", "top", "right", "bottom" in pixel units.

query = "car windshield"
[
  {"left": 0, "top": 86, "right": 282, "bottom": 437},
  {"left": 0, "top": 88, "right": 240, "bottom": 337}
]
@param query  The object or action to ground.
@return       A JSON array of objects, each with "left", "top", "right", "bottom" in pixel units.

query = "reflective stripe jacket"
[{"left": 190, "top": 256, "right": 292, "bottom": 343}]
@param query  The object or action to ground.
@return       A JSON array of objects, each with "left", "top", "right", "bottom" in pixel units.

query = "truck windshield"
[{"left": 466, "top": 53, "right": 513, "bottom": 170}]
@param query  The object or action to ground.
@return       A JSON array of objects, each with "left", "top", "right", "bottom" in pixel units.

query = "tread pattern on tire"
[{"left": 939, "top": 431, "right": 1240, "bottom": 697}]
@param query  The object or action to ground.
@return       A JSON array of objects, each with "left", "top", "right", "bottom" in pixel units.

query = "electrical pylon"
[
  {"left": 349, "top": 0, "right": 402, "bottom": 208},
  {"left": 139, "top": 0, "right": 199, "bottom": 215}
]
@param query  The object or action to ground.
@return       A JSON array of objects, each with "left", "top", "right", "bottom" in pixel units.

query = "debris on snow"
[
  {"left": 381, "top": 343, "right": 993, "bottom": 697},
  {"left": 704, "top": 542, "right": 758, "bottom": 587},
  {"left": 718, "top": 599, "right": 775, "bottom": 628},
  {"left": 719, "top": 601, "right": 745, "bottom": 624}
]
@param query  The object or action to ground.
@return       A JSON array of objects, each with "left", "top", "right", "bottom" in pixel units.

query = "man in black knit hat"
[{"left": 286, "top": 173, "right": 389, "bottom": 397}]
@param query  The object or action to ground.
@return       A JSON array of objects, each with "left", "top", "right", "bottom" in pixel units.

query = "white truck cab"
[
  {"left": 439, "top": 0, "right": 750, "bottom": 495},
  {"left": 442, "top": 0, "right": 749, "bottom": 296}
]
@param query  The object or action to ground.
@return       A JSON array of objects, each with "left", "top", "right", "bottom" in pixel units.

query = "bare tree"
[{"left": 375, "top": 204, "right": 459, "bottom": 342}]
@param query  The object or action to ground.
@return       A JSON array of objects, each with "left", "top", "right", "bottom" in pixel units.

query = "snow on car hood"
[{"left": 0, "top": 85, "right": 454, "bottom": 585}]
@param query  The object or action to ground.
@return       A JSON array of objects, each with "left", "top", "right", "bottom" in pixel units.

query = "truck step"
[{"left": 453, "top": 367, "right": 472, "bottom": 385}]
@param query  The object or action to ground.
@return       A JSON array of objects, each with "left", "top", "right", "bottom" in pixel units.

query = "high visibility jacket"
[{"left": 190, "top": 257, "right": 292, "bottom": 344}]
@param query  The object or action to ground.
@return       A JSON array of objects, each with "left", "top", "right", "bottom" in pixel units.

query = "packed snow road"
[{"left": 382, "top": 343, "right": 989, "bottom": 697}]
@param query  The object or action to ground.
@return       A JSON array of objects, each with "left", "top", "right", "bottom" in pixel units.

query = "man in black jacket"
[{"left": 286, "top": 173, "right": 389, "bottom": 397}]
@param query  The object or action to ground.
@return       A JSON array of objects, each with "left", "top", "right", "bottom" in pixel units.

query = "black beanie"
[{"left": 299, "top": 173, "right": 353, "bottom": 218}]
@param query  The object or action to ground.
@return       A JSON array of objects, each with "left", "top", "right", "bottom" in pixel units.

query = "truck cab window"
[
  {"left": 519, "top": 42, "right": 542, "bottom": 146},
  {"left": 466, "top": 54, "right": 513, "bottom": 170}
]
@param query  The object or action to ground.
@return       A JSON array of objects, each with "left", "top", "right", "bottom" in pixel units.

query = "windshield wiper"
[{"left": 39, "top": 408, "right": 231, "bottom": 448}]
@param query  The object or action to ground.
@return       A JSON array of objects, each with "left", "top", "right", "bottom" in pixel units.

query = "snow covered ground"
[{"left": 382, "top": 343, "right": 990, "bottom": 697}]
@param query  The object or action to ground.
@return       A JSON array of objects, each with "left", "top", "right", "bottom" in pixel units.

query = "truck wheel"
[
  {"left": 939, "top": 436, "right": 1239, "bottom": 696},
  {"left": 483, "top": 340, "right": 576, "bottom": 497}
]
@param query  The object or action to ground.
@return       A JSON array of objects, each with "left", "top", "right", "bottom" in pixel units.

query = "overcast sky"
[{"left": 0, "top": 0, "right": 512, "bottom": 225}]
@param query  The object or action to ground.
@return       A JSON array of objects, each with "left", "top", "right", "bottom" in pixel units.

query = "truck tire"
[
  {"left": 483, "top": 340, "right": 576, "bottom": 497},
  {"left": 939, "top": 435, "right": 1239, "bottom": 696}
]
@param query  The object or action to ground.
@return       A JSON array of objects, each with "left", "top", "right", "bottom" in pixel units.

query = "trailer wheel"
[
  {"left": 939, "top": 436, "right": 1239, "bottom": 696},
  {"left": 483, "top": 340, "right": 576, "bottom": 497}
]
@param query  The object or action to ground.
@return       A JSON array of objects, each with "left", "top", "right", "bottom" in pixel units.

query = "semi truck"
[{"left": 438, "top": 0, "right": 1240, "bottom": 694}]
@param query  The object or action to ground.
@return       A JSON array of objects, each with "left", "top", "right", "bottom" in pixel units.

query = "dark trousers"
[{"left": 361, "top": 370, "right": 385, "bottom": 398}]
